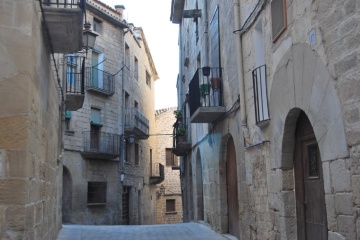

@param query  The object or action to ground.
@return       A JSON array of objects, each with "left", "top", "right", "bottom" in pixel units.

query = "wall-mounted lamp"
[
  {"left": 83, "top": 22, "right": 98, "bottom": 50},
  {"left": 156, "top": 184, "right": 165, "bottom": 198},
  {"left": 128, "top": 135, "right": 135, "bottom": 144}
]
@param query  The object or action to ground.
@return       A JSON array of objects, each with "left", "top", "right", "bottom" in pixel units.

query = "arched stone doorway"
[
  {"left": 268, "top": 43, "right": 349, "bottom": 239},
  {"left": 294, "top": 111, "right": 327, "bottom": 239},
  {"left": 62, "top": 166, "right": 72, "bottom": 223},
  {"left": 195, "top": 150, "right": 204, "bottom": 220},
  {"left": 226, "top": 137, "right": 239, "bottom": 238}
]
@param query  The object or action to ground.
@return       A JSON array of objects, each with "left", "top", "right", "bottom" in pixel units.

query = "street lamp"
[{"left": 83, "top": 22, "right": 98, "bottom": 50}]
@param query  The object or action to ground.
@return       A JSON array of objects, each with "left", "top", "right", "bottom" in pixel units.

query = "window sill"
[
  {"left": 165, "top": 211, "right": 177, "bottom": 215},
  {"left": 87, "top": 203, "right": 106, "bottom": 206},
  {"left": 65, "top": 130, "right": 75, "bottom": 136}
]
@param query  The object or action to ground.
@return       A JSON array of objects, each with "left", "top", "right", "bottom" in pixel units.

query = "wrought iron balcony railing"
[
  {"left": 81, "top": 131, "right": 121, "bottom": 160},
  {"left": 188, "top": 67, "right": 226, "bottom": 123},
  {"left": 85, "top": 67, "right": 115, "bottom": 96},
  {"left": 124, "top": 108, "right": 150, "bottom": 139},
  {"left": 150, "top": 163, "right": 165, "bottom": 184},
  {"left": 172, "top": 121, "right": 191, "bottom": 156},
  {"left": 65, "top": 55, "right": 85, "bottom": 110},
  {"left": 252, "top": 64, "right": 270, "bottom": 125},
  {"left": 41, "top": 0, "right": 85, "bottom": 9}
]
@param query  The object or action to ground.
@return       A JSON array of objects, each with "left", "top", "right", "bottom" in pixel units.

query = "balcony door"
[
  {"left": 90, "top": 125, "right": 100, "bottom": 150},
  {"left": 91, "top": 51, "right": 103, "bottom": 89}
]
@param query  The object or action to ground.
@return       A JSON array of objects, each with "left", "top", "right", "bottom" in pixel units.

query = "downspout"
[
  {"left": 204, "top": 0, "right": 209, "bottom": 67},
  {"left": 234, "top": 0, "right": 249, "bottom": 143}
]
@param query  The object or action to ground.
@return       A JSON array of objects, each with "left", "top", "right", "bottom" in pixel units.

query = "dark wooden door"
[
  {"left": 226, "top": 138, "right": 240, "bottom": 238},
  {"left": 294, "top": 112, "right": 327, "bottom": 239},
  {"left": 90, "top": 125, "right": 100, "bottom": 150}
]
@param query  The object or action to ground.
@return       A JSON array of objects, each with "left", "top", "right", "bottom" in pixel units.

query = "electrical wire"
[{"left": 233, "top": 0, "right": 268, "bottom": 35}]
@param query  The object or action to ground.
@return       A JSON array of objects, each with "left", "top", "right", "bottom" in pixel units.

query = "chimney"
[{"left": 114, "top": 5, "right": 125, "bottom": 20}]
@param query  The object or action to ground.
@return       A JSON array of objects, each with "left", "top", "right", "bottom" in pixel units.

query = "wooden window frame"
[{"left": 271, "top": 0, "right": 287, "bottom": 43}]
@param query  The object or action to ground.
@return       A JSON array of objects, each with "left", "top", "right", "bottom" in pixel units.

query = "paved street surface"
[{"left": 57, "top": 222, "right": 234, "bottom": 240}]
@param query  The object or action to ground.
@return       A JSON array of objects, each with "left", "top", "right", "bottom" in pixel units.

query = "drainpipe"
[
  {"left": 204, "top": 0, "right": 209, "bottom": 67},
  {"left": 234, "top": 0, "right": 249, "bottom": 142}
]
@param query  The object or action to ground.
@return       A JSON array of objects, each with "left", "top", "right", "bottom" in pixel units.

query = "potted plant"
[
  {"left": 176, "top": 126, "right": 186, "bottom": 142},
  {"left": 199, "top": 83, "right": 211, "bottom": 96},
  {"left": 174, "top": 110, "right": 183, "bottom": 122},
  {"left": 210, "top": 77, "right": 221, "bottom": 89}
]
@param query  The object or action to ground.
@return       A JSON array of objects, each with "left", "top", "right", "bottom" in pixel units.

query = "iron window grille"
[
  {"left": 252, "top": 64, "right": 270, "bottom": 124},
  {"left": 87, "top": 181, "right": 106, "bottom": 204}
]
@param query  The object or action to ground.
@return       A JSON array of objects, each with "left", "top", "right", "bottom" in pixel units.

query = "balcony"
[
  {"left": 172, "top": 121, "right": 191, "bottom": 156},
  {"left": 41, "top": 0, "right": 84, "bottom": 53},
  {"left": 85, "top": 67, "right": 115, "bottom": 96},
  {"left": 188, "top": 67, "right": 226, "bottom": 123},
  {"left": 124, "top": 108, "right": 149, "bottom": 140},
  {"left": 65, "top": 55, "right": 85, "bottom": 111},
  {"left": 81, "top": 131, "right": 121, "bottom": 160},
  {"left": 150, "top": 163, "right": 165, "bottom": 184},
  {"left": 252, "top": 65, "right": 270, "bottom": 126}
]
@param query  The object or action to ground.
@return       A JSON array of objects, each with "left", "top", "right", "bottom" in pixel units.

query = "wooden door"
[
  {"left": 294, "top": 112, "right": 327, "bottom": 239},
  {"left": 90, "top": 125, "right": 100, "bottom": 150},
  {"left": 226, "top": 138, "right": 240, "bottom": 238}
]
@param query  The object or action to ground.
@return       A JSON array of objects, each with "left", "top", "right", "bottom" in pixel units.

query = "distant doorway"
[
  {"left": 226, "top": 137, "right": 239, "bottom": 238},
  {"left": 294, "top": 111, "right": 327, "bottom": 239},
  {"left": 62, "top": 166, "right": 72, "bottom": 223},
  {"left": 196, "top": 151, "right": 204, "bottom": 220}
]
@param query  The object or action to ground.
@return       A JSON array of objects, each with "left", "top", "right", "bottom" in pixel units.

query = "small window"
[
  {"left": 135, "top": 143, "right": 139, "bottom": 166},
  {"left": 271, "top": 0, "right": 287, "bottom": 42},
  {"left": 87, "top": 182, "right": 106, "bottom": 204},
  {"left": 166, "top": 148, "right": 174, "bottom": 166},
  {"left": 90, "top": 108, "right": 102, "bottom": 126},
  {"left": 146, "top": 71, "right": 151, "bottom": 88},
  {"left": 93, "top": 18, "right": 102, "bottom": 34},
  {"left": 166, "top": 199, "right": 176, "bottom": 212},
  {"left": 134, "top": 57, "right": 139, "bottom": 80},
  {"left": 125, "top": 43, "right": 130, "bottom": 67},
  {"left": 125, "top": 140, "right": 131, "bottom": 163}
]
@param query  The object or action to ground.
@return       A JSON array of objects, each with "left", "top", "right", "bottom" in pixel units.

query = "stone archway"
[
  {"left": 268, "top": 43, "right": 349, "bottom": 239},
  {"left": 62, "top": 166, "right": 72, "bottom": 223},
  {"left": 195, "top": 150, "right": 204, "bottom": 220}
]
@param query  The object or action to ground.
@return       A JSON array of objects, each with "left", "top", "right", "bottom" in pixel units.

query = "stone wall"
[
  {"left": 154, "top": 108, "right": 183, "bottom": 224},
  {"left": 174, "top": 0, "right": 360, "bottom": 239},
  {"left": 0, "top": 0, "right": 62, "bottom": 239}
]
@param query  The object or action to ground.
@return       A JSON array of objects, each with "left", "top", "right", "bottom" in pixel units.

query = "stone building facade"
[
  {"left": 0, "top": 0, "right": 85, "bottom": 239},
  {"left": 171, "top": 0, "right": 360, "bottom": 239},
  {"left": 154, "top": 108, "right": 183, "bottom": 224},
  {"left": 62, "top": 0, "right": 159, "bottom": 225}
]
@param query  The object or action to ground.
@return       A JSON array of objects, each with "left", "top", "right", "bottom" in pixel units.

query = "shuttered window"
[
  {"left": 166, "top": 148, "right": 173, "bottom": 166},
  {"left": 166, "top": 199, "right": 176, "bottom": 212}
]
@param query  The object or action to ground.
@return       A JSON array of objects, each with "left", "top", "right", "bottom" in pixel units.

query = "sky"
[{"left": 101, "top": 0, "right": 179, "bottom": 110}]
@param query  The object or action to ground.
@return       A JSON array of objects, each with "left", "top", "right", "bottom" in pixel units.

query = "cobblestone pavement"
[{"left": 57, "top": 222, "right": 232, "bottom": 240}]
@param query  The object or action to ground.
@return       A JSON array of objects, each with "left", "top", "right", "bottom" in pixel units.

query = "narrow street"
[{"left": 57, "top": 222, "right": 235, "bottom": 240}]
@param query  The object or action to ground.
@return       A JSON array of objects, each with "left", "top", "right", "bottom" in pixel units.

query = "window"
[
  {"left": 195, "top": 0, "right": 199, "bottom": 43},
  {"left": 166, "top": 148, "right": 174, "bottom": 166},
  {"left": 166, "top": 199, "right": 176, "bottom": 212},
  {"left": 90, "top": 108, "right": 102, "bottom": 150},
  {"left": 93, "top": 18, "right": 102, "bottom": 34},
  {"left": 210, "top": 7, "right": 220, "bottom": 69},
  {"left": 134, "top": 57, "right": 138, "bottom": 80},
  {"left": 87, "top": 182, "right": 106, "bottom": 204},
  {"left": 146, "top": 71, "right": 151, "bottom": 88},
  {"left": 271, "top": 0, "right": 287, "bottom": 42},
  {"left": 91, "top": 51, "right": 104, "bottom": 88},
  {"left": 66, "top": 54, "right": 79, "bottom": 93},
  {"left": 135, "top": 143, "right": 139, "bottom": 165},
  {"left": 125, "top": 140, "right": 131, "bottom": 163},
  {"left": 125, "top": 43, "right": 130, "bottom": 67},
  {"left": 65, "top": 111, "right": 71, "bottom": 131}
]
